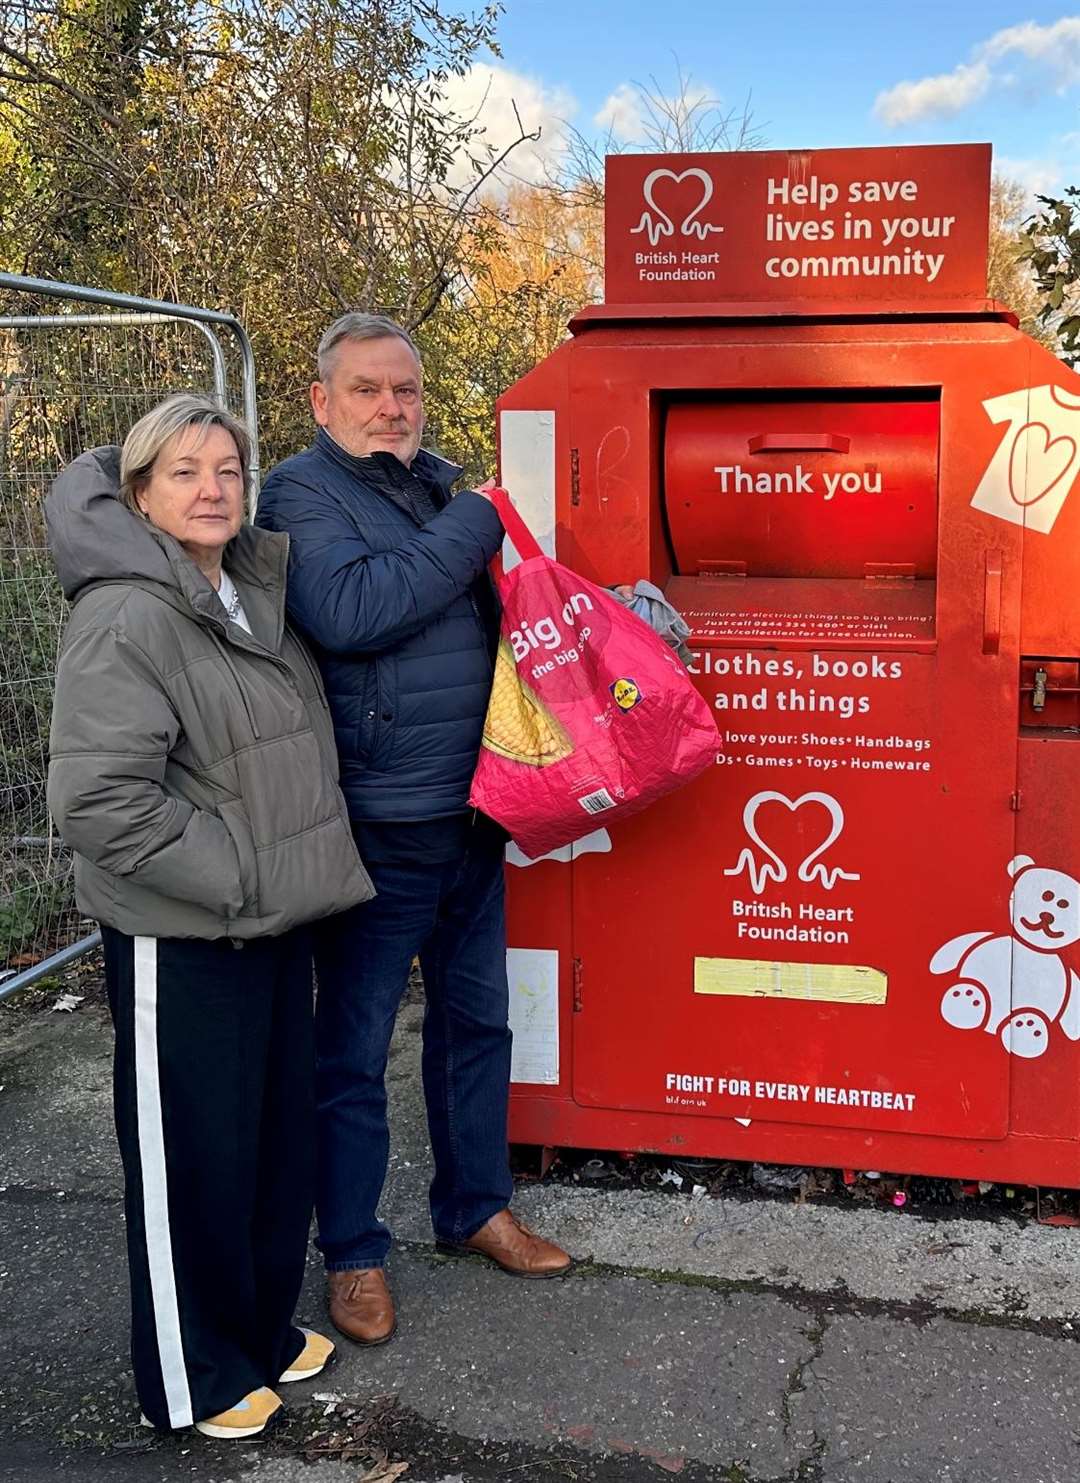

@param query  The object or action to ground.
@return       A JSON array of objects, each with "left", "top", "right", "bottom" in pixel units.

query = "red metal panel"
[
  {"left": 666, "top": 574, "right": 936, "bottom": 649},
  {"left": 1015, "top": 381, "right": 1080, "bottom": 659},
  {"left": 664, "top": 397, "right": 939, "bottom": 578},
  {"left": 572, "top": 301, "right": 1019, "bottom": 328},
  {"left": 497, "top": 180, "right": 1080, "bottom": 1184},
  {"left": 565, "top": 638, "right": 1015, "bottom": 1139},
  {"left": 604, "top": 144, "right": 991, "bottom": 306},
  {"left": 566, "top": 324, "right": 1020, "bottom": 1143},
  {"left": 503, "top": 856, "right": 576, "bottom": 1103},
  {"left": 508, "top": 1093, "right": 1080, "bottom": 1187},
  {"left": 1010, "top": 736, "right": 1080, "bottom": 1145}
]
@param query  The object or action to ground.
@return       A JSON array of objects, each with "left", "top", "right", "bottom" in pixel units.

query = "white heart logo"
[
  {"left": 631, "top": 167, "right": 724, "bottom": 247},
  {"left": 724, "top": 790, "right": 860, "bottom": 895},
  {"left": 644, "top": 167, "right": 713, "bottom": 233}
]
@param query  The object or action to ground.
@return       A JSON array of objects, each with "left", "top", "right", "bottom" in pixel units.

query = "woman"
[{"left": 46, "top": 394, "right": 373, "bottom": 1439}]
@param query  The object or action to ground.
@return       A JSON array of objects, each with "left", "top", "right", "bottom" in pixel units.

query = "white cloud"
[
  {"left": 995, "top": 153, "right": 1067, "bottom": 203},
  {"left": 593, "top": 78, "right": 727, "bottom": 147},
  {"left": 992, "top": 127, "right": 1078, "bottom": 204},
  {"left": 981, "top": 17, "right": 1080, "bottom": 84},
  {"left": 438, "top": 64, "right": 576, "bottom": 186},
  {"left": 874, "top": 15, "right": 1080, "bottom": 127},
  {"left": 874, "top": 61, "right": 991, "bottom": 128},
  {"left": 594, "top": 84, "right": 644, "bottom": 143}
]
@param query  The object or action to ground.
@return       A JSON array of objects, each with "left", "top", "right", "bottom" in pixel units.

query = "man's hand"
[{"left": 474, "top": 477, "right": 498, "bottom": 503}]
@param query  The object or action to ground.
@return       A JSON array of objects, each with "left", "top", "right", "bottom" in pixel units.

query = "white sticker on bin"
[
  {"left": 499, "top": 410, "right": 556, "bottom": 570},
  {"left": 506, "top": 829, "right": 613, "bottom": 868},
  {"left": 507, "top": 947, "right": 559, "bottom": 1085}
]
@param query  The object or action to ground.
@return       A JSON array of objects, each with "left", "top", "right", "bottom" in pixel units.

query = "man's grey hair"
[
  {"left": 119, "top": 393, "right": 251, "bottom": 513},
  {"left": 316, "top": 313, "right": 421, "bottom": 382}
]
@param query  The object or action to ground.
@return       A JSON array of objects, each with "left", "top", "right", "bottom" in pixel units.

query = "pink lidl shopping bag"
[{"left": 469, "top": 489, "right": 719, "bottom": 859}]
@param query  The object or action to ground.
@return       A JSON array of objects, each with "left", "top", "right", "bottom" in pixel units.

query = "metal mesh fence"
[{"left": 0, "top": 286, "right": 254, "bottom": 984}]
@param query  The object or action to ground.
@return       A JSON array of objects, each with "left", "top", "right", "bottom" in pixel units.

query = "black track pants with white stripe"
[{"left": 102, "top": 927, "right": 315, "bottom": 1429}]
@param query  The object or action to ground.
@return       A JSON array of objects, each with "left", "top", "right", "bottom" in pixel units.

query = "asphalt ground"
[{"left": 2, "top": 967, "right": 1080, "bottom": 1483}]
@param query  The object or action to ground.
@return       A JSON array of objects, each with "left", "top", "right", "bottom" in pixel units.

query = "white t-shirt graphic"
[{"left": 970, "top": 384, "right": 1080, "bottom": 534}]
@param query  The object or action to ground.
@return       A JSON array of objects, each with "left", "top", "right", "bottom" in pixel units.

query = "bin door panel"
[
  {"left": 1009, "top": 736, "right": 1080, "bottom": 1144},
  {"left": 1010, "top": 366, "right": 1080, "bottom": 1142},
  {"left": 570, "top": 651, "right": 1015, "bottom": 1139},
  {"left": 567, "top": 371, "right": 1021, "bottom": 1143}
]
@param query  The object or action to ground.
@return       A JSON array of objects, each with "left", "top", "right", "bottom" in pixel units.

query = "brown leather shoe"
[
  {"left": 437, "top": 1208, "right": 572, "bottom": 1278},
  {"left": 326, "top": 1267, "right": 396, "bottom": 1345}
]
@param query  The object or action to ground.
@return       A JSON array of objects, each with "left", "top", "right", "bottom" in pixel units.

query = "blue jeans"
[{"left": 313, "top": 831, "right": 514, "bottom": 1270}]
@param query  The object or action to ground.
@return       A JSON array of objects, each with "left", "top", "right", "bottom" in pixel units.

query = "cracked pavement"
[{"left": 2, "top": 989, "right": 1080, "bottom": 1481}]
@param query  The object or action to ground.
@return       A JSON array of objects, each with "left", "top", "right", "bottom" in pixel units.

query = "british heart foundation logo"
[
  {"left": 723, "top": 790, "right": 860, "bottom": 896},
  {"left": 630, "top": 167, "right": 726, "bottom": 248},
  {"left": 970, "top": 384, "right": 1080, "bottom": 534}
]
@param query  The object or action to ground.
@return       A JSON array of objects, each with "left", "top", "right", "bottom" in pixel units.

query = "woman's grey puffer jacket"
[{"left": 46, "top": 447, "right": 374, "bottom": 940}]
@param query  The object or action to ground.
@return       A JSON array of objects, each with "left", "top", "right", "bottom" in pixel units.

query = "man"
[{"left": 256, "top": 313, "right": 571, "bottom": 1346}]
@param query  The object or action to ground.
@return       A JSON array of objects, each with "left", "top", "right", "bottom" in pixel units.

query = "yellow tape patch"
[{"left": 693, "top": 958, "right": 887, "bottom": 1005}]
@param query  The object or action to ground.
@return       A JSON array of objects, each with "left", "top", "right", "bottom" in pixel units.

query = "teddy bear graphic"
[{"left": 931, "top": 855, "right": 1080, "bottom": 1058}]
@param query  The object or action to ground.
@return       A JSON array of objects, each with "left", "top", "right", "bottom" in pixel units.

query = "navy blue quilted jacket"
[{"left": 255, "top": 430, "right": 504, "bottom": 821}]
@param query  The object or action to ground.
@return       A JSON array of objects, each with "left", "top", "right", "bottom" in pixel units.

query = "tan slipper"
[
  {"left": 194, "top": 1386, "right": 282, "bottom": 1439},
  {"left": 279, "top": 1327, "right": 336, "bottom": 1383}
]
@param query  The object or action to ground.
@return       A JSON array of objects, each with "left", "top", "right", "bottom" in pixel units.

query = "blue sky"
[{"left": 467, "top": 3, "right": 1080, "bottom": 196}]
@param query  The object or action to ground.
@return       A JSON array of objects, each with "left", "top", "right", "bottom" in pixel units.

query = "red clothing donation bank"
[{"left": 497, "top": 143, "right": 1080, "bottom": 1185}]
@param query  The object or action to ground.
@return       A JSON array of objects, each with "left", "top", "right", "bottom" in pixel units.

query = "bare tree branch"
[{"left": 0, "top": 40, "right": 124, "bottom": 128}]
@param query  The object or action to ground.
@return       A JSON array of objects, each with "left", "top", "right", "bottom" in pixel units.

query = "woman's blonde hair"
[{"left": 119, "top": 393, "right": 252, "bottom": 513}]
